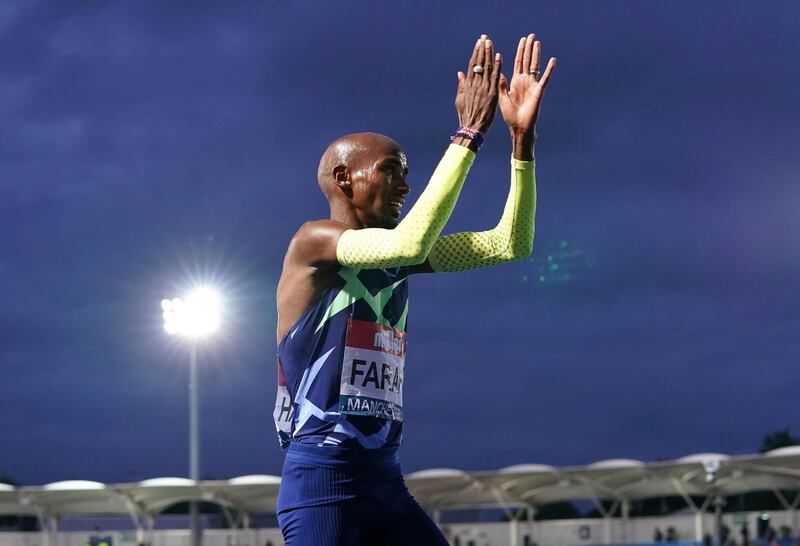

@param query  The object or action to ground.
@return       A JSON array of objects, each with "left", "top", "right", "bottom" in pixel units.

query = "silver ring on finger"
[
  {"left": 530, "top": 69, "right": 540, "bottom": 77},
  {"left": 472, "top": 65, "right": 484, "bottom": 75}
]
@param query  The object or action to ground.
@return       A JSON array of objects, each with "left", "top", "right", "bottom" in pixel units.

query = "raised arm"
[
  {"left": 290, "top": 36, "right": 502, "bottom": 272},
  {"left": 418, "top": 33, "right": 556, "bottom": 273},
  {"left": 501, "top": 33, "right": 556, "bottom": 161},
  {"left": 335, "top": 37, "right": 504, "bottom": 269}
]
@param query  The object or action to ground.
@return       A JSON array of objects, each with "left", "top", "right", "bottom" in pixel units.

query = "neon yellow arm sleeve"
[
  {"left": 426, "top": 156, "right": 535, "bottom": 272},
  {"left": 335, "top": 144, "right": 475, "bottom": 268}
]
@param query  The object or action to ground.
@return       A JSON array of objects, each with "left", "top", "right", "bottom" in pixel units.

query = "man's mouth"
[{"left": 388, "top": 197, "right": 405, "bottom": 211}]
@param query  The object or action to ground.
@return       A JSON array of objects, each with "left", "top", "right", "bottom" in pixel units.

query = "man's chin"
[{"left": 376, "top": 214, "right": 399, "bottom": 229}]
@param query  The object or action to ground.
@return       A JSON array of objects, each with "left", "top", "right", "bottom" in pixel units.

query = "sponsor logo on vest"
[{"left": 373, "top": 329, "right": 404, "bottom": 355}]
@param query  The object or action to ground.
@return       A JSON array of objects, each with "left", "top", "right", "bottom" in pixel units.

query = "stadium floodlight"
[
  {"left": 160, "top": 286, "right": 222, "bottom": 546},
  {"left": 161, "top": 287, "right": 221, "bottom": 338}
]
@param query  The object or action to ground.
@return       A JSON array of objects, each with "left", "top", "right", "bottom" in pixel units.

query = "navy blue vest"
[{"left": 274, "top": 266, "right": 409, "bottom": 449}]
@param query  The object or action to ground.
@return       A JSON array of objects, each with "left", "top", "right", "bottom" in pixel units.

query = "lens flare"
[{"left": 162, "top": 288, "right": 221, "bottom": 337}]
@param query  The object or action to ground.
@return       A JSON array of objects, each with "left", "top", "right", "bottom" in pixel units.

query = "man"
[{"left": 273, "top": 34, "right": 556, "bottom": 545}]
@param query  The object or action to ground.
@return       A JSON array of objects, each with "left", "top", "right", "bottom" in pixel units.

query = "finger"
[
  {"left": 531, "top": 41, "right": 541, "bottom": 79},
  {"left": 514, "top": 36, "right": 525, "bottom": 74},
  {"left": 522, "top": 33, "right": 535, "bottom": 74},
  {"left": 491, "top": 52, "right": 502, "bottom": 91},
  {"left": 539, "top": 57, "right": 557, "bottom": 88},
  {"left": 483, "top": 39, "right": 493, "bottom": 85},
  {"left": 473, "top": 36, "right": 486, "bottom": 77},
  {"left": 498, "top": 70, "right": 509, "bottom": 97},
  {"left": 466, "top": 37, "right": 482, "bottom": 81}
]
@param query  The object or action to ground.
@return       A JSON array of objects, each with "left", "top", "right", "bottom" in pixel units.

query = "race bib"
[
  {"left": 339, "top": 318, "right": 405, "bottom": 421},
  {"left": 273, "top": 360, "right": 293, "bottom": 447},
  {"left": 274, "top": 384, "right": 293, "bottom": 434}
]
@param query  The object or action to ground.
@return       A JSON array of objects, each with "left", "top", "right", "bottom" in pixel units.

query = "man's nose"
[{"left": 396, "top": 180, "right": 410, "bottom": 195}]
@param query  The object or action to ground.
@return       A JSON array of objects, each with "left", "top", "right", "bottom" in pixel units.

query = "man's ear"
[{"left": 333, "top": 165, "right": 350, "bottom": 188}]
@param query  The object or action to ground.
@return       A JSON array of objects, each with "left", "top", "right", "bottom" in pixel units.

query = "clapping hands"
[{"left": 454, "top": 33, "right": 556, "bottom": 160}]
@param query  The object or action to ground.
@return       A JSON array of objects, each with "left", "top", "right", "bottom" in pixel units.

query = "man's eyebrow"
[{"left": 379, "top": 157, "right": 407, "bottom": 170}]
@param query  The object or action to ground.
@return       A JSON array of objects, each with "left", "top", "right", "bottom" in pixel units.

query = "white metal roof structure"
[
  {"left": 400, "top": 449, "right": 800, "bottom": 513},
  {"left": 1, "top": 449, "right": 799, "bottom": 543}
]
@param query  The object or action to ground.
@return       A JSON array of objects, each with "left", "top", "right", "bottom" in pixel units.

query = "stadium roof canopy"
[{"left": 2, "top": 448, "right": 800, "bottom": 522}]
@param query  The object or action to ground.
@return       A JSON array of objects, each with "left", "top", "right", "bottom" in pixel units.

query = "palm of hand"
[
  {"left": 498, "top": 34, "right": 556, "bottom": 134},
  {"left": 499, "top": 76, "right": 545, "bottom": 133}
]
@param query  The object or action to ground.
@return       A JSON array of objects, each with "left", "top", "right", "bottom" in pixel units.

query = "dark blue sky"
[{"left": 2, "top": 1, "right": 799, "bottom": 485}]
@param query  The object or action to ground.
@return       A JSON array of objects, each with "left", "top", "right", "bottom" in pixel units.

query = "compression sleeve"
[
  {"left": 426, "top": 156, "right": 535, "bottom": 272},
  {"left": 335, "top": 143, "right": 475, "bottom": 268}
]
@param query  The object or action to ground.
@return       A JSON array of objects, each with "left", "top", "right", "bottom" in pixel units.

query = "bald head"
[
  {"left": 315, "top": 132, "right": 410, "bottom": 229},
  {"left": 317, "top": 132, "right": 403, "bottom": 198}
]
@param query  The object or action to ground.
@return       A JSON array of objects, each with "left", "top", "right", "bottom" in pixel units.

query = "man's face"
[{"left": 349, "top": 144, "right": 410, "bottom": 229}]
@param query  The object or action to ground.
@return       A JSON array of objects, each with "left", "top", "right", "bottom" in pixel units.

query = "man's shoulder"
[
  {"left": 291, "top": 219, "right": 349, "bottom": 245},
  {"left": 285, "top": 220, "right": 350, "bottom": 267}
]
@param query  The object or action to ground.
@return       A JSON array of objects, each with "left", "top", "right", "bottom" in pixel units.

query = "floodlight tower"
[{"left": 161, "top": 288, "right": 221, "bottom": 546}]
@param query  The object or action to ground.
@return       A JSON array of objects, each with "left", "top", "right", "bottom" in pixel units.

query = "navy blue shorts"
[{"left": 277, "top": 443, "right": 448, "bottom": 546}]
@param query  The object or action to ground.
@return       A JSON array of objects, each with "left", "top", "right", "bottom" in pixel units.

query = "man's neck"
[{"left": 329, "top": 201, "right": 364, "bottom": 230}]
